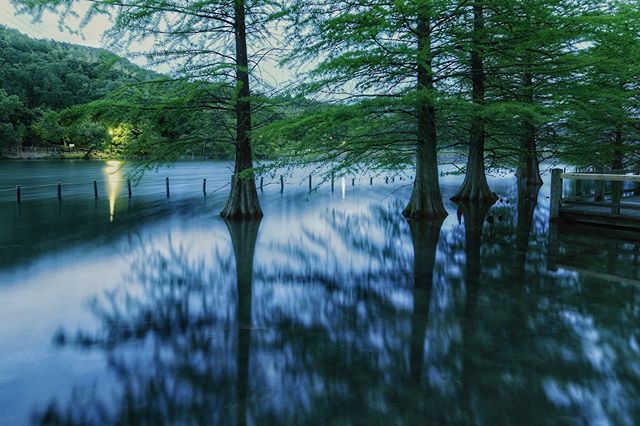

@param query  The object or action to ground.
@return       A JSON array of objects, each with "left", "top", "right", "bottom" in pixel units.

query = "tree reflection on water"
[{"left": 35, "top": 192, "right": 640, "bottom": 425}]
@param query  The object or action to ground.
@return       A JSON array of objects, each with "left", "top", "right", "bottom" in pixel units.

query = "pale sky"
[{"left": 0, "top": 0, "right": 108, "bottom": 49}]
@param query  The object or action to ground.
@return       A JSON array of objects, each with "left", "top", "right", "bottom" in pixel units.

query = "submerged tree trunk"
[
  {"left": 517, "top": 72, "right": 542, "bottom": 186},
  {"left": 408, "top": 218, "right": 444, "bottom": 383},
  {"left": 457, "top": 199, "right": 494, "bottom": 421},
  {"left": 515, "top": 181, "right": 540, "bottom": 273},
  {"left": 226, "top": 218, "right": 262, "bottom": 426},
  {"left": 404, "top": 9, "right": 447, "bottom": 219},
  {"left": 451, "top": 2, "right": 497, "bottom": 203},
  {"left": 612, "top": 127, "right": 623, "bottom": 171},
  {"left": 221, "top": 0, "right": 263, "bottom": 219}
]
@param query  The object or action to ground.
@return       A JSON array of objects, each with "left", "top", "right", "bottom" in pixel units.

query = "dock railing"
[{"left": 550, "top": 168, "right": 640, "bottom": 227}]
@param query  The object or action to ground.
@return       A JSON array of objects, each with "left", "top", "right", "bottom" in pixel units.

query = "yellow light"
[{"left": 103, "top": 161, "right": 122, "bottom": 222}]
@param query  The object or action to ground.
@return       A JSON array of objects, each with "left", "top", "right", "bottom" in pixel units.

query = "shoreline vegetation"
[
  {"left": 0, "top": 146, "right": 224, "bottom": 161},
  {"left": 0, "top": 147, "right": 469, "bottom": 167}
]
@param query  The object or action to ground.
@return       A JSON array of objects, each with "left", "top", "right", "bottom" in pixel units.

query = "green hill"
[
  {"left": 0, "top": 25, "right": 156, "bottom": 110},
  {"left": 0, "top": 25, "right": 158, "bottom": 150}
]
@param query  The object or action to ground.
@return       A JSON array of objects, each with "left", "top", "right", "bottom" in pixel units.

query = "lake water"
[{"left": 0, "top": 160, "right": 639, "bottom": 425}]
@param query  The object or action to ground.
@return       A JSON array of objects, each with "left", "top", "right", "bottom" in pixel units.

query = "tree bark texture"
[
  {"left": 516, "top": 72, "right": 542, "bottom": 186},
  {"left": 221, "top": 0, "right": 263, "bottom": 219},
  {"left": 451, "top": 2, "right": 497, "bottom": 203},
  {"left": 404, "top": 9, "right": 448, "bottom": 219}
]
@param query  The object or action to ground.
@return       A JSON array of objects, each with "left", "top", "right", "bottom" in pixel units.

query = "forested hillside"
[
  {"left": 0, "top": 25, "right": 291, "bottom": 161},
  {"left": 0, "top": 25, "right": 154, "bottom": 110},
  {"left": 0, "top": 25, "right": 160, "bottom": 150}
]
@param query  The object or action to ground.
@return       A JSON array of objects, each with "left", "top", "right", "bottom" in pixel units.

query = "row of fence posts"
[{"left": 13, "top": 173, "right": 403, "bottom": 203}]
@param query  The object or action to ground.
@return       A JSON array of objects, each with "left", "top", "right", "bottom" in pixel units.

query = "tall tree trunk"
[
  {"left": 451, "top": 2, "right": 497, "bottom": 203},
  {"left": 226, "top": 218, "right": 262, "bottom": 426},
  {"left": 517, "top": 72, "right": 542, "bottom": 186},
  {"left": 221, "top": 0, "right": 263, "bottom": 219},
  {"left": 408, "top": 218, "right": 444, "bottom": 383},
  {"left": 612, "top": 127, "right": 623, "bottom": 171},
  {"left": 403, "top": 9, "right": 447, "bottom": 219}
]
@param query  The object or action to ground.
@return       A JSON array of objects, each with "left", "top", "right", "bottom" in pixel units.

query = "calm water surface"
[{"left": 0, "top": 161, "right": 639, "bottom": 425}]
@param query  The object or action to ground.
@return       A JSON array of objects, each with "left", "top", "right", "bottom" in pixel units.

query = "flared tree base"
[
  {"left": 517, "top": 158, "right": 543, "bottom": 188},
  {"left": 450, "top": 180, "right": 498, "bottom": 204},
  {"left": 402, "top": 197, "right": 448, "bottom": 220},
  {"left": 221, "top": 176, "right": 263, "bottom": 220},
  {"left": 402, "top": 173, "right": 448, "bottom": 220}
]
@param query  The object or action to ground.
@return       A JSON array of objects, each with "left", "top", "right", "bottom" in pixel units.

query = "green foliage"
[
  {"left": 32, "top": 110, "right": 64, "bottom": 145},
  {"left": 0, "top": 25, "right": 155, "bottom": 110},
  {"left": 0, "top": 89, "right": 30, "bottom": 146}
]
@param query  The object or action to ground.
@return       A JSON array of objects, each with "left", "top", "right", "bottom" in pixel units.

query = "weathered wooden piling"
[
  {"left": 352, "top": 178, "right": 355, "bottom": 186},
  {"left": 331, "top": 173, "right": 335, "bottom": 192},
  {"left": 166, "top": 177, "right": 170, "bottom": 199},
  {"left": 203, "top": 178, "right": 207, "bottom": 194},
  {"left": 370, "top": 177, "right": 373, "bottom": 185},
  {"left": 612, "top": 181, "right": 622, "bottom": 215},
  {"left": 16, "top": 185, "right": 21, "bottom": 203},
  {"left": 550, "top": 169, "right": 563, "bottom": 220},
  {"left": 280, "top": 175, "right": 284, "bottom": 193},
  {"left": 127, "top": 179, "right": 132, "bottom": 198},
  {"left": 57, "top": 182, "right": 62, "bottom": 201},
  {"left": 309, "top": 175, "right": 312, "bottom": 192},
  {"left": 260, "top": 176, "right": 264, "bottom": 191},
  {"left": 93, "top": 180, "right": 98, "bottom": 199},
  {"left": 385, "top": 177, "right": 389, "bottom": 184}
]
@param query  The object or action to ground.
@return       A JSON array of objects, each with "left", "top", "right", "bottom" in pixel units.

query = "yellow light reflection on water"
[{"left": 104, "top": 160, "right": 122, "bottom": 222}]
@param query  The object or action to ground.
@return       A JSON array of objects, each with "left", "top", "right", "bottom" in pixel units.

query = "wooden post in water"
[
  {"left": 259, "top": 176, "right": 264, "bottom": 192},
  {"left": 385, "top": 177, "right": 389, "bottom": 184},
  {"left": 352, "top": 178, "right": 355, "bottom": 186},
  {"left": 575, "top": 179, "right": 583, "bottom": 198},
  {"left": 370, "top": 177, "right": 373, "bottom": 185},
  {"left": 57, "top": 182, "right": 62, "bottom": 201},
  {"left": 16, "top": 185, "right": 21, "bottom": 203},
  {"left": 203, "top": 178, "right": 207, "bottom": 195},
  {"left": 550, "top": 169, "right": 563, "bottom": 220},
  {"left": 280, "top": 175, "right": 284, "bottom": 193},
  {"left": 166, "top": 177, "right": 170, "bottom": 199},
  {"left": 612, "top": 181, "right": 622, "bottom": 215},
  {"left": 93, "top": 180, "right": 98, "bottom": 199},
  {"left": 127, "top": 179, "right": 132, "bottom": 198},
  {"left": 595, "top": 167, "right": 605, "bottom": 201},
  {"left": 331, "top": 173, "right": 335, "bottom": 192},
  {"left": 309, "top": 175, "right": 312, "bottom": 192}
]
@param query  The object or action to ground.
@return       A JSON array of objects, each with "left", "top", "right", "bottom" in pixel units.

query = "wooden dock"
[{"left": 550, "top": 169, "right": 640, "bottom": 230}]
